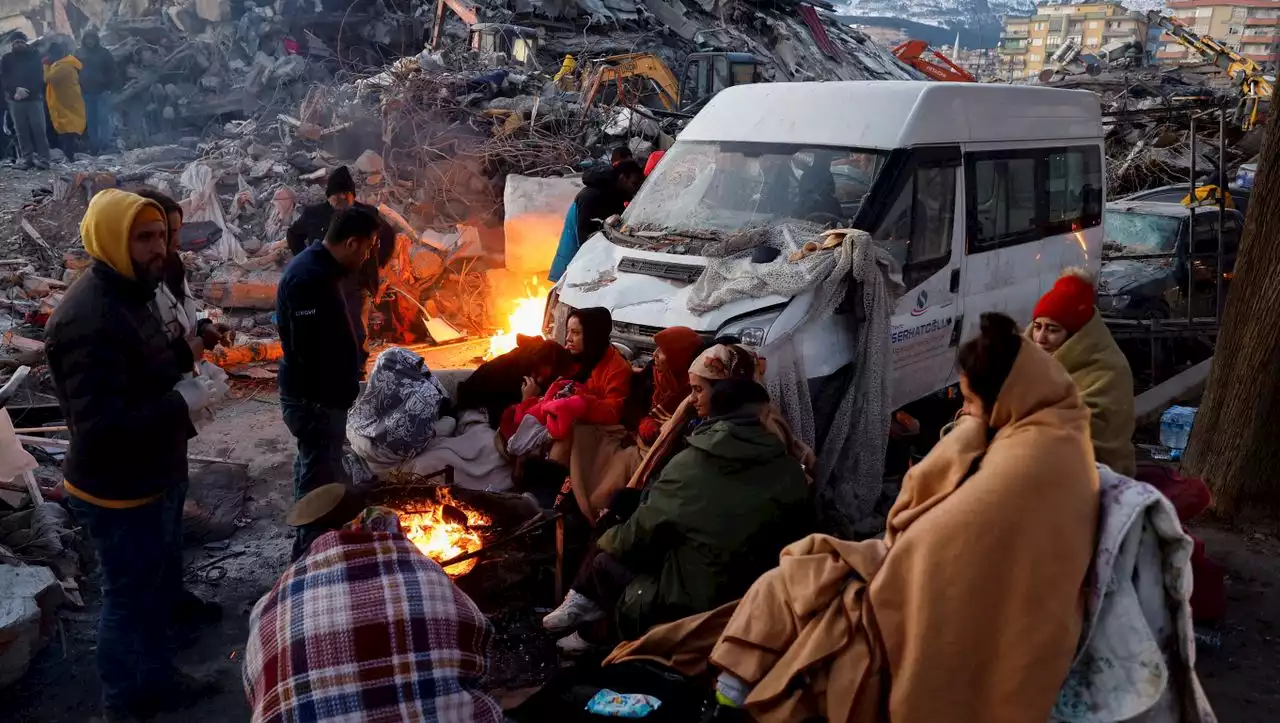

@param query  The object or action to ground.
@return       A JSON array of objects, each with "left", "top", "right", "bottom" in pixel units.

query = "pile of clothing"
[{"left": 347, "top": 348, "right": 512, "bottom": 491}]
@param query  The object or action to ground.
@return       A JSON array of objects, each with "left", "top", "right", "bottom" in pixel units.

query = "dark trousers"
[
  {"left": 56, "top": 131, "right": 82, "bottom": 157},
  {"left": 281, "top": 397, "right": 349, "bottom": 556},
  {"left": 68, "top": 482, "right": 186, "bottom": 710},
  {"left": 6, "top": 99, "right": 50, "bottom": 162},
  {"left": 339, "top": 275, "right": 369, "bottom": 367},
  {"left": 572, "top": 545, "right": 638, "bottom": 615},
  {"left": 84, "top": 92, "right": 113, "bottom": 152}
]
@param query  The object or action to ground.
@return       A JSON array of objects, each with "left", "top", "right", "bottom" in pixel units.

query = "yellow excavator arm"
[
  {"left": 580, "top": 53, "right": 681, "bottom": 111},
  {"left": 1147, "top": 10, "right": 1274, "bottom": 129}
]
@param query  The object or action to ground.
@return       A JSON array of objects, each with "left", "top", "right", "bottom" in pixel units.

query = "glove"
[
  {"left": 175, "top": 370, "right": 230, "bottom": 412},
  {"left": 197, "top": 360, "right": 229, "bottom": 389},
  {"left": 13, "top": 87, "right": 28, "bottom": 101},
  {"left": 174, "top": 376, "right": 219, "bottom": 412}
]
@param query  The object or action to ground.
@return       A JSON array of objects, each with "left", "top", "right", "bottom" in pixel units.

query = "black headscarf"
[{"left": 568, "top": 307, "right": 613, "bottom": 383}]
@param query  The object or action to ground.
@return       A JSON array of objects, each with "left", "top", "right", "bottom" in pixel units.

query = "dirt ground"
[{"left": 1188, "top": 518, "right": 1280, "bottom": 719}]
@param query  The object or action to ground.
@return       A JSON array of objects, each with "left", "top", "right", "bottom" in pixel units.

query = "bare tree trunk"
[{"left": 1181, "top": 104, "right": 1280, "bottom": 517}]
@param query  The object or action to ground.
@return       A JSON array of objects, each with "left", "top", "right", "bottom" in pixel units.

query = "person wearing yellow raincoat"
[{"left": 43, "top": 43, "right": 86, "bottom": 156}]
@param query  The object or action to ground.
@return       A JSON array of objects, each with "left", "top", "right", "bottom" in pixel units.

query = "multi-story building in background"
[
  {"left": 998, "top": 15, "right": 1032, "bottom": 78},
  {"left": 1156, "top": 0, "right": 1279, "bottom": 65},
  {"left": 1000, "top": 1, "right": 1151, "bottom": 79}
]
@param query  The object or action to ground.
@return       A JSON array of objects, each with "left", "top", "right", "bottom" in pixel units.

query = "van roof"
[{"left": 679, "top": 81, "right": 1103, "bottom": 149}]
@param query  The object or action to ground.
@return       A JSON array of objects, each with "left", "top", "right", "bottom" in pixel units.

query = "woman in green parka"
[{"left": 542, "top": 343, "right": 813, "bottom": 654}]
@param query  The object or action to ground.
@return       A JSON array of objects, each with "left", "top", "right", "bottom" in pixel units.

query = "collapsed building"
[{"left": 0, "top": 0, "right": 922, "bottom": 381}]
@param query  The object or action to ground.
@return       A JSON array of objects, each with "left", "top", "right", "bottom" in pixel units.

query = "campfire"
[
  {"left": 487, "top": 277, "right": 551, "bottom": 359},
  {"left": 399, "top": 488, "right": 492, "bottom": 577}
]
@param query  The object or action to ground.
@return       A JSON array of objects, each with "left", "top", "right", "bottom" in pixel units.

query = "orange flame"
[
  {"left": 400, "top": 490, "right": 491, "bottom": 577},
  {"left": 488, "top": 277, "right": 551, "bottom": 359}
]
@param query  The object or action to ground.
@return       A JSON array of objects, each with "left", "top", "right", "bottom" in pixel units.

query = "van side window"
[
  {"left": 1047, "top": 148, "right": 1102, "bottom": 229},
  {"left": 966, "top": 145, "right": 1102, "bottom": 253},
  {"left": 971, "top": 156, "right": 1038, "bottom": 246},
  {"left": 873, "top": 164, "right": 957, "bottom": 287}
]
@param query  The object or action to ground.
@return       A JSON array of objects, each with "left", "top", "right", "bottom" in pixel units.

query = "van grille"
[
  {"left": 612, "top": 321, "right": 715, "bottom": 357},
  {"left": 617, "top": 257, "right": 704, "bottom": 284}
]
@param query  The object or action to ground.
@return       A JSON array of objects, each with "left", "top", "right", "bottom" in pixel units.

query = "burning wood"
[
  {"left": 399, "top": 488, "right": 492, "bottom": 576},
  {"left": 487, "top": 278, "right": 551, "bottom": 359}
]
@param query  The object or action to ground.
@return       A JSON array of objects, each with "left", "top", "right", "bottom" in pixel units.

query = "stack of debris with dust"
[
  {"left": 0, "top": 0, "right": 924, "bottom": 381},
  {"left": 1044, "top": 66, "right": 1265, "bottom": 198}
]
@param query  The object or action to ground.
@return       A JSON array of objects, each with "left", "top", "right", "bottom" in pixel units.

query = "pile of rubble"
[
  {"left": 0, "top": 0, "right": 924, "bottom": 386},
  {"left": 1046, "top": 66, "right": 1265, "bottom": 197}
]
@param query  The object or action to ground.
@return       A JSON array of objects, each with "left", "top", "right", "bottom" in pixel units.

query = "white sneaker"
[
  {"left": 555, "top": 631, "right": 598, "bottom": 656},
  {"left": 542, "top": 589, "right": 604, "bottom": 633}
]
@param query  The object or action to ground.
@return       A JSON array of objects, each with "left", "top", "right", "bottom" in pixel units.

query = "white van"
[{"left": 550, "top": 81, "right": 1104, "bottom": 412}]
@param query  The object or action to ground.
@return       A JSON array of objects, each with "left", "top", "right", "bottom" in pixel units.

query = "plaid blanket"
[{"left": 243, "top": 516, "right": 503, "bottom": 723}]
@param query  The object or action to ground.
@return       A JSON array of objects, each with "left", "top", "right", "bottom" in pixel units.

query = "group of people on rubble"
[
  {"left": 38, "top": 134, "right": 1174, "bottom": 721},
  {"left": 2, "top": 29, "right": 118, "bottom": 167}
]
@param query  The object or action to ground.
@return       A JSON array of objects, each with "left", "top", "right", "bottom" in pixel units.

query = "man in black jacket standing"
[
  {"left": 46, "top": 189, "right": 228, "bottom": 720},
  {"left": 278, "top": 206, "right": 381, "bottom": 556},
  {"left": 287, "top": 166, "right": 395, "bottom": 365},
  {"left": 76, "top": 29, "right": 118, "bottom": 154},
  {"left": 0, "top": 33, "right": 51, "bottom": 169}
]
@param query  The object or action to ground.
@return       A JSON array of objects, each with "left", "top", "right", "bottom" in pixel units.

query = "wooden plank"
[
  {"left": 15, "top": 435, "right": 248, "bottom": 467},
  {"left": 20, "top": 218, "right": 53, "bottom": 255},
  {"left": 1135, "top": 357, "right": 1214, "bottom": 426}
]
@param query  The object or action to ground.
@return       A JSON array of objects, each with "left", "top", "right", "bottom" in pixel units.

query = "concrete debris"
[
  {"left": 0, "top": 564, "right": 62, "bottom": 689},
  {"left": 1045, "top": 67, "right": 1262, "bottom": 198}
]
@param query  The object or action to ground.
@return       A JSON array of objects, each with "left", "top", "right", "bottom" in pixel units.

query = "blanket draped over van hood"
[
  {"left": 607, "top": 339, "right": 1100, "bottom": 723},
  {"left": 1035, "top": 311, "right": 1137, "bottom": 477}
]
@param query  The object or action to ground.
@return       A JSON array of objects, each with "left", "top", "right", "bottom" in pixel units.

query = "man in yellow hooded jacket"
[
  {"left": 45, "top": 189, "right": 228, "bottom": 720},
  {"left": 43, "top": 42, "right": 86, "bottom": 156}
]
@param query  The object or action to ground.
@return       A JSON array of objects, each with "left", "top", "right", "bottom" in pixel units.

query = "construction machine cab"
[
  {"left": 678, "top": 52, "right": 763, "bottom": 112},
  {"left": 468, "top": 24, "right": 539, "bottom": 65},
  {"left": 580, "top": 51, "right": 763, "bottom": 114}
]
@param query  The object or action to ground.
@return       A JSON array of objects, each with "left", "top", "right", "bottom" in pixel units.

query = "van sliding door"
[{"left": 960, "top": 143, "right": 1102, "bottom": 345}]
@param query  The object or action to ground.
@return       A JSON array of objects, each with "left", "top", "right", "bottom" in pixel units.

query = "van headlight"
[
  {"left": 717, "top": 310, "right": 783, "bottom": 348},
  {"left": 543, "top": 289, "right": 566, "bottom": 341}
]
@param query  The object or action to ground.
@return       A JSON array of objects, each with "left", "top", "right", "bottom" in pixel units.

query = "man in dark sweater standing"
[
  {"left": 76, "top": 29, "right": 118, "bottom": 154},
  {"left": 287, "top": 166, "right": 395, "bottom": 366},
  {"left": 278, "top": 206, "right": 381, "bottom": 556},
  {"left": 0, "top": 33, "right": 51, "bottom": 169}
]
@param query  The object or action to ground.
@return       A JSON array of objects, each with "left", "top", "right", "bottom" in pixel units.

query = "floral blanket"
[{"left": 1052, "top": 465, "right": 1216, "bottom": 723}]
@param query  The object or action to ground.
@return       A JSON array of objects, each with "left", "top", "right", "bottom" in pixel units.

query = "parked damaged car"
[{"left": 1098, "top": 200, "right": 1243, "bottom": 319}]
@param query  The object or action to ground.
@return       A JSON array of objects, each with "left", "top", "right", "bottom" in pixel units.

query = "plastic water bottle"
[{"left": 1160, "top": 406, "right": 1198, "bottom": 453}]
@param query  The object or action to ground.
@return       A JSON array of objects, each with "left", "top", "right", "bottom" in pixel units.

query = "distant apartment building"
[
  {"left": 1156, "top": 0, "right": 1279, "bottom": 65},
  {"left": 998, "top": 15, "right": 1032, "bottom": 78},
  {"left": 999, "top": 1, "right": 1151, "bottom": 79}
]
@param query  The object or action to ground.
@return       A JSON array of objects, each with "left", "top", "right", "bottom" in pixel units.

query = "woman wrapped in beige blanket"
[{"left": 607, "top": 312, "right": 1100, "bottom": 723}]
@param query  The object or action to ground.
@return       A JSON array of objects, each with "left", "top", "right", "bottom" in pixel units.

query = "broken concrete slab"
[{"left": 0, "top": 564, "right": 62, "bottom": 688}]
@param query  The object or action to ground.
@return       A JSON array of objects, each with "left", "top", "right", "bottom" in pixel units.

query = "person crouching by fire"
[
  {"left": 286, "top": 165, "right": 396, "bottom": 367},
  {"left": 278, "top": 206, "right": 381, "bottom": 558},
  {"left": 245, "top": 490, "right": 503, "bottom": 723}
]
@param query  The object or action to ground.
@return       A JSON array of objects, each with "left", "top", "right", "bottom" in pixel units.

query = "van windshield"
[{"left": 620, "top": 140, "right": 887, "bottom": 249}]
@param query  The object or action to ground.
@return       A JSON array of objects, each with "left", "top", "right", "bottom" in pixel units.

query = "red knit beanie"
[{"left": 1033, "top": 271, "right": 1095, "bottom": 334}]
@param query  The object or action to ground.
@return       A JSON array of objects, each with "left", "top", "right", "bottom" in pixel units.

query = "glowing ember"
[
  {"left": 488, "top": 277, "right": 551, "bottom": 359},
  {"left": 400, "top": 490, "right": 491, "bottom": 577}
]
